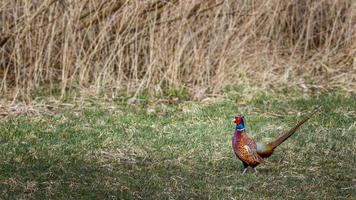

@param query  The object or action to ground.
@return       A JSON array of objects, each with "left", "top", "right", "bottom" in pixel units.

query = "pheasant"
[{"left": 232, "top": 108, "right": 319, "bottom": 173}]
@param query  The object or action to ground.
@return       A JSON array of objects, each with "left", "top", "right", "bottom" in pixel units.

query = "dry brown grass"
[{"left": 0, "top": 0, "right": 355, "bottom": 100}]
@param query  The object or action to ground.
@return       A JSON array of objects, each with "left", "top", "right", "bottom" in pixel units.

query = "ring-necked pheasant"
[{"left": 232, "top": 108, "right": 319, "bottom": 173}]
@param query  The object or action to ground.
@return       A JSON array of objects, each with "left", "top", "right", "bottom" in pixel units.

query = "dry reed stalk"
[{"left": 0, "top": 0, "right": 355, "bottom": 101}]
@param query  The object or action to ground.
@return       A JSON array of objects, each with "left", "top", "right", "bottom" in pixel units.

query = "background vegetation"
[{"left": 1, "top": 0, "right": 355, "bottom": 101}]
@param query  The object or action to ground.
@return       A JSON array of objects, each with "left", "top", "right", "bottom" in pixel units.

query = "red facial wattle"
[{"left": 235, "top": 117, "right": 241, "bottom": 124}]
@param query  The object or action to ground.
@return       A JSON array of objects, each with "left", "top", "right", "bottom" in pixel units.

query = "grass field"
[{"left": 0, "top": 91, "right": 355, "bottom": 199}]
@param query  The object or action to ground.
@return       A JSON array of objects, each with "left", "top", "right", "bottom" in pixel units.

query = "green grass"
[{"left": 0, "top": 92, "right": 355, "bottom": 199}]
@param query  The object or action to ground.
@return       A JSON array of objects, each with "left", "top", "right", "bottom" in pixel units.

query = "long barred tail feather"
[{"left": 268, "top": 106, "right": 320, "bottom": 149}]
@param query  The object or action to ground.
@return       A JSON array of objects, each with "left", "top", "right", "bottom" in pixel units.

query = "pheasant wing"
[{"left": 239, "top": 137, "right": 264, "bottom": 165}]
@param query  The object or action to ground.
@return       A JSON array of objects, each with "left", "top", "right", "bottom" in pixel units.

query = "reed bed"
[{"left": 0, "top": 0, "right": 355, "bottom": 100}]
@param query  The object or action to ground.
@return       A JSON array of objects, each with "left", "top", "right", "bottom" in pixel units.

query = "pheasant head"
[{"left": 234, "top": 115, "right": 245, "bottom": 131}]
